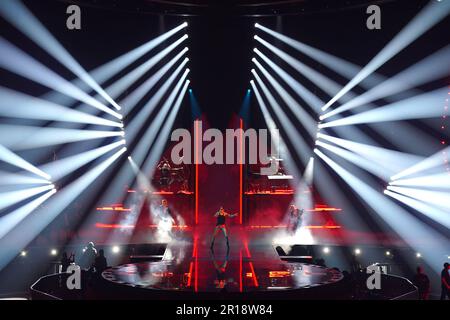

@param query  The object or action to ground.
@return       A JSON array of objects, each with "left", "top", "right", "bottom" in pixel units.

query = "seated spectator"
[
  {"left": 94, "top": 249, "right": 108, "bottom": 274},
  {"left": 412, "top": 266, "right": 430, "bottom": 300}
]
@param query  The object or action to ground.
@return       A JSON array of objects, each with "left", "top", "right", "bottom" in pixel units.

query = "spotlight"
[
  {"left": 250, "top": 80, "right": 254, "bottom": 84},
  {"left": 252, "top": 57, "right": 256, "bottom": 62},
  {"left": 254, "top": 23, "right": 260, "bottom": 28},
  {"left": 112, "top": 246, "right": 120, "bottom": 254},
  {"left": 354, "top": 248, "right": 361, "bottom": 255},
  {"left": 251, "top": 68, "right": 255, "bottom": 73},
  {"left": 182, "top": 22, "right": 188, "bottom": 27},
  {"left": 416, "top": 252, "right": 422, "bottom": 258},
  {"left": 184, "top": 34, "right": 189, "bottom": 39},
  {"left": 120, "top": 131, "right": 125, "bottom": 137},
  {"left": 323, "top": 247, "right": 330, "bottom": 254},
  {"left": 386, "top": 251, "right": 391, "bottom": 256},
  {"left": 50, "top": 249, "right": 58, "bottom": 256},
  {"left": 20, "top": 251, "right": 27, "bottom": 257},
  {"left": 127, "top": 156, "right": 132, "bottom": 161}
]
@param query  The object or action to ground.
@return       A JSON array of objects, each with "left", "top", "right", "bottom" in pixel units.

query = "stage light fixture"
[
  {"left": 20, "top": 251, "right": 27, "bottom": 257},
  {"left": 112, "top": 246, "right": 120, "bottom": 254},
  {"left": 253, "top": 58, "right": 317, "bottom": 137},
  {"left": 142, "top": 79, "right": 190, "bottom": 176},
  {"left": 323, "top": 247, "right": 330, "bottom": 254},
  {"left": 121, "top": 51, "right": 188, "bottom": 116},
  {"left": 320, "top": 87, "right": 447, "bottom": 128},
  {"left": 182, "top": 22, "right": 188, "bottom": 27},
  {"left": 0, "top": 125, "right": 128, "bottom": 150},
  {"left": 0, "top": 144, "right": 51, "bottom": 180},
  {"left": 252, "top": 69, "right": 311, "bottom": 168},
  {"left": 38, "top": 140, "right": 126, "bottom": 182},
  {"left": 0, "top": 1, "right": 126, "bottom": 111},
  {"left": 386, "top": 251, "right": 391, "bottom": 256},
  {"left": 50, "top": 249, "right": 58, "bottom": 256},
  {"left": 354, "top": 248, "right": 361, "bottom": 255},
  {"left": 98, "top": 67, "right": 190, "bottom": 206},
  {"left": 253, "top": 47, "right": 323, "bottom": 113},
  {"left": 0, "top": 39, "right": 122, "bottom": 119},
  {"left": 416, "top": 253, "right": 422, "bottom": 258},
  {"left": 314, "top": 147, "right": 450, "bottom": 273},
  {"left": 0, "top": 86, "right": 124, "bottom": 128},
  {"left": 321, "top": 0, "right": 450, "bottom": 111}
]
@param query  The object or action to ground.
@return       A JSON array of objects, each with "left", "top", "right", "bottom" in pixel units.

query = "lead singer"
[{"left": 210, "top": 207, "right": 238, "bottom": 250}]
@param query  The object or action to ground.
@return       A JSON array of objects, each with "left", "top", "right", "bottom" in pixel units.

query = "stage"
[
  {"left": 101, "top": 228, "right": 343, "bottom": 294},
  {"left": 0, "top": 0, "right": 448, "bottom": 303}
]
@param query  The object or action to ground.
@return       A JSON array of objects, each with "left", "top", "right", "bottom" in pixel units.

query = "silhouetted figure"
[
  {"left": 441, "top": 263, "right": 450, "bottom": 300},
  {"left": 316, "top": 258, "right": 326, "bottom": 267},
  {"left": 94, "top": 249, "right": 108, "bottom": 274},
  {"left": 412, "top": 266, "right": 430, "bottom": 300},
  {"left": 350, "top": 254, "right": 362, "bottom": 274},
  {"left": 80, "top": 242, "right": 97, "bottom": 271},
  {"left": 60, "top": 252, "right": 74, "bottom": 273},
  {"left": 287, "top": 205, "right": 303, "bottom": 235}
]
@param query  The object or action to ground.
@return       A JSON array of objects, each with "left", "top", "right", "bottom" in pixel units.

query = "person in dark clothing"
[
  {"left": 94, "top": 249, "right": 108, "bottom": 274},
  {"left": 80, "top": 242, "right": 97, "bottom": 271},
  {"left": 210, "top": 207, "right": 238, "bottom": 250},
  {"left": 60, "top": 252, "right": 74, "bottom": 273},
  {"left": 441, "top": 263, "right": 450, "bottom": 300},
  {"left": 287, "top": 205, "right": 303, "bottom": 234},
  {"left": 412, "top": 266, "right": 430, "bottom": 300}
]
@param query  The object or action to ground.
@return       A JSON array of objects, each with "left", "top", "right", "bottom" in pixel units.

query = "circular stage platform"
[
  {"left": 100, "top": 238, "right": 344, "bottom": 298},
  {"left": 103, "top": 260, "right": 342, "bottom": 292}
]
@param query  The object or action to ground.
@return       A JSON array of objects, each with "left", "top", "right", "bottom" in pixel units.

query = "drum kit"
[{"left": 156, "top": 159, "right": 189, "bottom": 192}]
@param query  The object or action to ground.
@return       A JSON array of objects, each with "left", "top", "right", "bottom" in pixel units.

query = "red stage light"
[{"left": 269, "top": 271, "right": 291, "bottom": 278}]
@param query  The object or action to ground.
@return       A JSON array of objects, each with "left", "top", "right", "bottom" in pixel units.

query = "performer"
[
  {"left": 287, "top": 204, "right": 303, "bottom": 234},
  {"left": 157, "top": 199, "right": 175, "bottom": 235},
  {"left": 210, "top": 207, "right": 238, "bottom": 250}
]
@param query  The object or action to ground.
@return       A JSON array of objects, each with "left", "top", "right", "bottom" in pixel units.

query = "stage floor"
[{"left": 102, "top": 226, "right": 343, "bottom": 293}]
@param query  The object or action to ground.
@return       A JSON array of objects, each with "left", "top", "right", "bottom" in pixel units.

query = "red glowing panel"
[{"left": 269, "top": 271, "right": 291, "bottom": 278}]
